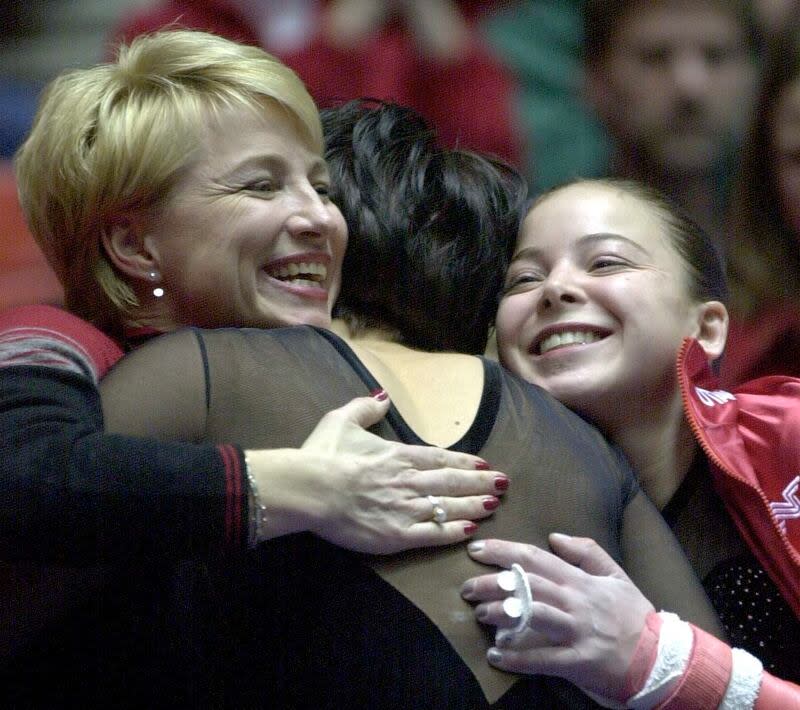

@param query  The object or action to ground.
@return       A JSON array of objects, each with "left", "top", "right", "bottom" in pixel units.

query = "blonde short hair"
[{"left": 15, "top": 29, "right": 322, "bottom": 335}]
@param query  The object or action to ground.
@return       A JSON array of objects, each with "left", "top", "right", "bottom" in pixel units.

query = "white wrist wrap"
[
  {"left": 626, "top": 611, "right": 692, "bottom": 709},
  {"left": 720, "top": 647, "right": 762, "bottom": 710}
]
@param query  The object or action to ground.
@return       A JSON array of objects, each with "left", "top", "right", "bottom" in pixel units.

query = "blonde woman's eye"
[
  {"left": 315, "top": 184, "right": 331, "bottom": 198},
  {"left": 246, "top": 179, "right": 276, "bottom": 193}
]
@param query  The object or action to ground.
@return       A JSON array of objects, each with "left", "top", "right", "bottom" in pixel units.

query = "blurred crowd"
[{"left": 2, "top": 0, "right": 800, "bottom": 383}]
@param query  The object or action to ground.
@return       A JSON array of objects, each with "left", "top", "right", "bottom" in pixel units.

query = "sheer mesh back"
[{"left": 100, "top": 325, "right": 722, "bottom": 706}]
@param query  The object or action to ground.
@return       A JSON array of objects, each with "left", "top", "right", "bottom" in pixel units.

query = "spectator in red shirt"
[{"left": 109, "top": 0, "right": 524, "bottom": 167}]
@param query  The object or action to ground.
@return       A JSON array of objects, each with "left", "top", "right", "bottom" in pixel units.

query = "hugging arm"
[
  {"left": 0, "top": 306, "right": 245, "bottom": 564},
  {"left": 464, "top": 534, "right": 800, "bottom": 709},
  {"left": 100, "top": 328, "right": 507, "bottom": 554},
  {"left": 461, "top": 487, "right": 800, "bottom": 708}
]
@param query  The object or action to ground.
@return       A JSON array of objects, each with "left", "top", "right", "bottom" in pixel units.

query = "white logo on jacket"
[
  {"left": 770, "top": 476, "right": 800, "bottom": 532},
  {"left": 694, "top": 387, "right": 736, "bottom": 407}
]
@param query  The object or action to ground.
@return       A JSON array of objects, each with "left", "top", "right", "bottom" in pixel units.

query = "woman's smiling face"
[
  {"left": 145, "top": 100, "right": 347, "bottom": 330},
  {"left": 495, "top": 182, "right": 703, "bottom": 423}
]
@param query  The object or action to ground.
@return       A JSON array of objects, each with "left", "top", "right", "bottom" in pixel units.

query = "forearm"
[
  {"left": 623, "top": 612, "right": 800, "bottom": 710},
  {"left": 464, "top": 536, "right": 800, "bottom": 709},
  {"left": 1, "top": 366, "right": 247, "bottom": 563},
  {"left": 243, "top": 447, "right": 330, "bottom": 543}
]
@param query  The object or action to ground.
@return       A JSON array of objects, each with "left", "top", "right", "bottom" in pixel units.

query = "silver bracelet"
[{"left": 244, "top": 451, "right": 268, "bottom": 546}]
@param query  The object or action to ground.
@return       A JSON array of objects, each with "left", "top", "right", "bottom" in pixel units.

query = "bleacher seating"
[{"left": 0, "top": 161, "right": 62, "bottom": 310}]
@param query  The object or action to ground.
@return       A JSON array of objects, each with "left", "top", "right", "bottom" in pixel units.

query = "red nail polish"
[
  {"left": 464, "top": 523, "right": 478, "bottom": 536},
  {"left": 494, "top": 476, "right": 509, "bottom": 491},
  {"left": 483, "top": 497, "right": 500, "bottom": 511},
  {"left": 370, "top": 388, "right": 388, "bottom": 401},
  {"left": 475, "top": 460, "right": 491, "bottom": 470}
]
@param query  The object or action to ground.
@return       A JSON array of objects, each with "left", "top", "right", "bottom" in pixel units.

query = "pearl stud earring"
[{"left": 149, "top": 271, "right": 164, "bottom": 298}]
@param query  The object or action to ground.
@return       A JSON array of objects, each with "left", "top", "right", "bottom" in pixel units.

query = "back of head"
[
  {"left": 15, "top": 29, "right": 320, "bottom": 336},
  {"left": 323, "top": 101, "right": 527, "bottom": 354}
]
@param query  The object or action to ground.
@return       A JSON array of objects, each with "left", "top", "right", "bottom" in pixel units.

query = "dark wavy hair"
[{"left": 323, "top": 100, "right": 528, "bottom": 354}]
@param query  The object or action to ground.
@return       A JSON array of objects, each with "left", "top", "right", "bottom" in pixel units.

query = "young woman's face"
[
  {"left": 495, "top": 183, "right": 702, "bottom": 422},
  {"left": 772, "top": 76, "right": 800, "bottom": 241},
  {"left": 147, "top": 101, "right": 347, "bottom": 330}
]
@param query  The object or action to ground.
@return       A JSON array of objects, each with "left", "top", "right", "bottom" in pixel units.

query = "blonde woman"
[{"left": 0, "top": 33, "right": 500, "bottom": 705}]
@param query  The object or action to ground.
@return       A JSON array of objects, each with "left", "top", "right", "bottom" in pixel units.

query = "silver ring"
[{"left": 427, "top": 495, "right": 447, "bottom": 524}]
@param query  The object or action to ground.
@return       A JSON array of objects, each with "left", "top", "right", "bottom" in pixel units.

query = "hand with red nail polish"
[{"left": 249, "top": 393, "right": 508, "bottom": 554}]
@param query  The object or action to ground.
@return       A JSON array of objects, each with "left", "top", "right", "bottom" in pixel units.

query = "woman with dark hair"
[
  {"left": 97, "top": 102, "right": 721, "bottom": 708},
  {"left": 465, "top": 178, "right": 800, "bottom": 707},
  {"left": 325, "top": 99, "right": 515, "bottom": 355}
]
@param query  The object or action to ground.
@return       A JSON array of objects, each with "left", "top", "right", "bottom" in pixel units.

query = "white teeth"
[
  {"left": 269, "top": 261, "right": 328, "bottom": 282},
  {"left": 288, "top": 278, "right": 321, "bottom": 289},
  {"left": 538, "top": 330, "right": 602, "bottom": 355}
]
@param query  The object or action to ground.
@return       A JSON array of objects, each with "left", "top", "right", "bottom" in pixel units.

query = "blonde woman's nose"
[{"left": 286, "top": 190, "right": 336, "bottom": 240}]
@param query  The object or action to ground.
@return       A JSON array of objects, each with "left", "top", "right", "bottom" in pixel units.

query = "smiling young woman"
[
  {"left": 496, "top": 180, "right": 724, "bottom": 452},
  {"left": 466, "top": 177, "right": 800, "bottom": 707},
  {"left": 93, "top": 103, "right": 724, "bottom": 708}
]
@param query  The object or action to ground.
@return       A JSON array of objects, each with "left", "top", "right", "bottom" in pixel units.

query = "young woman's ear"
[
  {"left": 693, "top": 300, "right": 729, "bottom": 359},
  {"left": 101, "top": 220, "right": 160, "bottom": 281}
]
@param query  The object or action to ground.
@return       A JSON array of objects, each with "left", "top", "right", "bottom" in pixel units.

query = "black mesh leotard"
[
  {"left": 101, "top": 326, "right": 723, "bottom": 708},
  {"left": 664, "top": 455, "right": 800, "bottom": 682}
]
